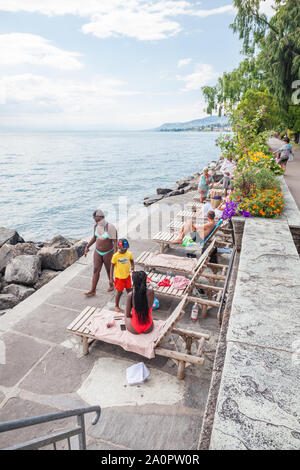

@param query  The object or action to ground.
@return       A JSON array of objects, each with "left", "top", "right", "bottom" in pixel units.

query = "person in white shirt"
[{"left": 220, "top": 156, "right": 236, "bottom": 197}]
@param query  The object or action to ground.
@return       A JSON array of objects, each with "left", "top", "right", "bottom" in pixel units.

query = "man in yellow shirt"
[{"left": 110, "top": 238, "right": 135, "bottom": 313}]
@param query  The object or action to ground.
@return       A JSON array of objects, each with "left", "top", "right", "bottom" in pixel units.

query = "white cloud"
[
  {"left": 259, "top": 0, "right": 277, "bottom": 16},
  {"left": 0, "top": 33, "right": 83, "bottom": 70},
  {"left": 0, "top": 73, "right": 140, "bottom": 119},
  {"left": 0, "top": 1, "right": 235, "bottom": 41},
  {"left": 177, "top": 64, "right": 219, "bottom": 92},
  {"left": 177, "top": 57, "right": 192, "bottom": 68}
]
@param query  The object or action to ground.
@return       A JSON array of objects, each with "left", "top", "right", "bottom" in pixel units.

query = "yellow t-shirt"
[{"left": 111, "top": 251, "right": 133, "bottom": 279}]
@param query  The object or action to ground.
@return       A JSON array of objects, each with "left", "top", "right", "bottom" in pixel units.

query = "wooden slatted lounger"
[
  {"left": 144, "top": 241, "right": 228, "bottom": 318},
  {"left": 67, "top": 296, "right": 210, "bottom": 380},
  {"left": 186, "top": 201, "right": 202, "bottom": 212},
  {"left": 153, "top": 220, "right": 229, "bottom": 253},
  {"left": 135, "top": 240, "right": 215, "bottom": 275},
  {"left": 176, "top": 209, "right": 202, "bottom": 221}
]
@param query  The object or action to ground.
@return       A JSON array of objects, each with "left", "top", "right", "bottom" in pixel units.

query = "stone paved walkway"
[
  {"left": 0, "top": 196, "right": 227, "bottom": 450},
  {"left": 269, "top": 137, "right": 300, "bottom": 209}
]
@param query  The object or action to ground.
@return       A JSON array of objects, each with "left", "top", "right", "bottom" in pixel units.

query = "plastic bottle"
[{"left": 190, "top": 302, "right": 199, "bottom": 322}]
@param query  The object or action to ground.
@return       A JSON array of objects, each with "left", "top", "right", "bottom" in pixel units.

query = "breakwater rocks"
[
  {"left": 0, "top": 227, "right": 87, "bottom": 314},
  {"left": 143, "top": 160, "right": 223, "bottom": 206}
]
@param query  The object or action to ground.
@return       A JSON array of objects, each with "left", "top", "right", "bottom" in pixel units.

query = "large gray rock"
[
  {"left": 0, "top": 227, "right": 24, "bottom": 248},
  {"left": 143, "top": 195, "right": 164, "bottom": 206},
  {"left": 34, "top": 269, "right": 59, "bottom": 290},
  {"left": 48, "top": 235, "right": 73, "bottom": 248},
  {"left": 4, "top": 255, "right": 41, "bottom": 285},
  {"left": 38, "top": 246, "right": 79, "bottom": 270},
  {"left": 0, "top": 293, "right": 19, "bottom": 309},
  {"left": 166, "top": 189, "right": 185, "bottom": 197},
  {"left": 213, "top": 171, "right": 224, "bottom": 183},
  {"left": 0, "top": 242, "right": 39, "bottom": 273},
  {"left": 156, "top": 188, "right": 173, "bottom": 195},
  {"left": 2, "top": 284, "right": 35, "bottom": 301},
  {"left": 73, "top": 240, "right": 88, "bottom": 259}
]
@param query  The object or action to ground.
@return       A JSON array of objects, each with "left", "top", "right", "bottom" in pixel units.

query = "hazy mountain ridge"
[{"left": 155, "top": 115, "right": 229, "bottom": 131}]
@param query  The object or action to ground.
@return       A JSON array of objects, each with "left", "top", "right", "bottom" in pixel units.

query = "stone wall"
[{"left": 209, "top": 217, "right": 300, "bottom": 449}]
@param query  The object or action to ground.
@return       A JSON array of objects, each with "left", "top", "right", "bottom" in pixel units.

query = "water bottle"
[{"left": 190, "top": 302, "right": 199, "bottom": 322}]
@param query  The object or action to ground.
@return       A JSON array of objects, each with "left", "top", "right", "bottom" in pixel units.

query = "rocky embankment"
[
  {"left": 0, "top": 227, "right": 87, "bottom": 315},
  {"left": 143, "top": 159, "right": 223, "bottom": 206}
]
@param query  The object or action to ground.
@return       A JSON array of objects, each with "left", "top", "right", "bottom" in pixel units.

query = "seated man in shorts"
[{"left": 170, "top": 211, "right": 216, "bottom": 245}]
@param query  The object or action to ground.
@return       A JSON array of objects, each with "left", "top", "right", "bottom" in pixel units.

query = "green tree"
[{"left": 236, "top": 89, "right": 282, "bottom": 131}]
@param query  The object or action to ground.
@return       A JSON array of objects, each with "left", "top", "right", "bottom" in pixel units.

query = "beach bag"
[
  {"left": 152, "top": 297, "right": 160, "bottom": 310},
  {"left": 182, "top": 235, "right": 197, "bottom": 247}
]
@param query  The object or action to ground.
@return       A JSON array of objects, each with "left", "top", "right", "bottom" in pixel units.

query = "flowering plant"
[
  {"left": 222, "top": 200, "right": 253, "bottom": 220},
  {"left": 237, "top": 151, "right": 283, "bottom": 175},
  {"left": 235, "top": 189, "right": 284, "bottom": 218}
]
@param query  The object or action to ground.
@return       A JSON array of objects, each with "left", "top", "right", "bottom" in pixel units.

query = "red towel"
[{"left": 158, "top": 278, "right": 172, "bottom": 287}]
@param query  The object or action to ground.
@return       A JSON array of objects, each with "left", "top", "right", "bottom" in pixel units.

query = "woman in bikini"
[
  {"left": 84, "top": 209, "right": 117, "bottom": 296},
  {"left": 125, "top": 271, "right": 154, "bottom": 335}
]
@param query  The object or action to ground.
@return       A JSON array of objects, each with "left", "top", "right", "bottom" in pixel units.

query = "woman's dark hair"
[
  {"left": 132, "top": 271, "right": 149, "bottom": 325},
  {"left": 283, "top": 136, "right": 290, "bottom": 143}
]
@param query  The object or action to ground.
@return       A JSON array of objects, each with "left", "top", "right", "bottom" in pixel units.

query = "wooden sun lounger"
[
  {"left": 153, "top": 220, "right": 229, "bottom": 253},
  {"left": 144, "top": 241, "right": 228, "bottom": 318},
  {"left": 186, "top": 201, "right": 203, "bottom": 212},
  {"left": 135, "top": 241, "right": 215, "bottom": 275},
  {"left": 67, "top": 296, "right": 210, "bottom": 380},
  {"left": 176, "top": 209, "right": 202, "bottom": 221},
  {"left": 168, "top": 218, "right": 205, "bottom": 233}
]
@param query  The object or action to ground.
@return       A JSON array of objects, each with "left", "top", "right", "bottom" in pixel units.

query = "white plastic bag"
[{"left": 126, "top": 362, "right": 150, "bottom": 386}]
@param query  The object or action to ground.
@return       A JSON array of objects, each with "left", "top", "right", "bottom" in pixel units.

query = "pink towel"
[
  {"left": 88, "top": 309, "right": 165, "bottom": 359},
  {"left": 172, "top": 276, "right": 190, "bottom": 290}
]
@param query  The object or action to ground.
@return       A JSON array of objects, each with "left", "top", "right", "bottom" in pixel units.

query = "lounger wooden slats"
[
  {"left": 152, "top": 220, "right": 228, "bottom": 253},
  {"left": 186, "top": 201, "right": 202, "bottom": 212},
  {"left": 167, "top": 219, "right": 205, "bottom": 233},
  {"left": 136, "top": 239, "right": 214, "bottom": 275},
  {"left": 176, "top": 210, "right": 201, "bottom": 221},
  {"left": 67, "top": 295, "right": 210, "bottom": 379}
]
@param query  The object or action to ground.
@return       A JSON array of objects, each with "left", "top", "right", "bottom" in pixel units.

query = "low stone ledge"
[
  {"left": 210, "top": 216, "right": 300, "bottom": 450},
  {"left": 210, "top": 342, "right": 300, "bottom": 450}
]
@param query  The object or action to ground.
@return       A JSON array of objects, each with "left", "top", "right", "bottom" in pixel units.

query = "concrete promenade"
[
  {"left": 0, "top": 194, "right": 226, "bottom": 450},
  {"left": 269, "top": 137, "right": 300, "bottom": 209}
]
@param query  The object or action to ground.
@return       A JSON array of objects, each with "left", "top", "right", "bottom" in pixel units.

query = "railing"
[{"left": 0, "top": 406, "right": 101, "bottom": 450}]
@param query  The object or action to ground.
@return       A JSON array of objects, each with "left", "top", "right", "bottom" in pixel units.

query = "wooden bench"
[{"left": 67, "top": 296, "right": 210, "bottom": 380}]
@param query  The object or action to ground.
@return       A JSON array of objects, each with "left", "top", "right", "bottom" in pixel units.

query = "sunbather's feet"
[
  {"left": 114, "top": 306, "right": 123, "bottom": 313},
  {"left": 84, "top": 290, "right": 96, "bottom": 297}
]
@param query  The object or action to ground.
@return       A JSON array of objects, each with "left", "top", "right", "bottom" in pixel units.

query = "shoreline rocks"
[
  {"left": 0, "top": 230, "right": 87, "bottom": 314},
  {"left": 143, "top": 160, "right": 223, "bottom": 206}
]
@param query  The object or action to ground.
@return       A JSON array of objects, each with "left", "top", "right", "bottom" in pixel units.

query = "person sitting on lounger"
[
  {"left": 125, "top": 271, "right": 154, "bottom": 335},
  {"left": 170, "top": 210, "right": 216, "bottom": 245}
]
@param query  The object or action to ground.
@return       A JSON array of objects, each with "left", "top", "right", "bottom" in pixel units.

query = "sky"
[{"left": 0, "top": 0, "right": 276, "bottom": 130}]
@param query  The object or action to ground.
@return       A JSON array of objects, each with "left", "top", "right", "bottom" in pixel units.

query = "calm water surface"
[{"left": 0, "top": 131, "right": 221, "bottom": 240}]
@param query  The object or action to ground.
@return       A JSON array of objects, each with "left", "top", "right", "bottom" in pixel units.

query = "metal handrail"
[{"left": 0, "top": 406, "right": 101, "bottom": 450}]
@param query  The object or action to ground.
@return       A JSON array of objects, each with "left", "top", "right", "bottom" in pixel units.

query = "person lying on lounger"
[
  {"left": 125, "top": 271, "right": 154, "bottom": 335},
  {"left": 170, "top": 210, "right": 216, "bottom": 245}
]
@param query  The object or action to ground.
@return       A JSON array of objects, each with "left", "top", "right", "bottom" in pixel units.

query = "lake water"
[{"left": 0, "top": 131, "right": 221, "bottom": 241}]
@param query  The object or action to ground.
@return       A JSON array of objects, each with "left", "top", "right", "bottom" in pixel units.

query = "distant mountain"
[{"left": 154, "top": 115, "right": 229, "bottom": 131}]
